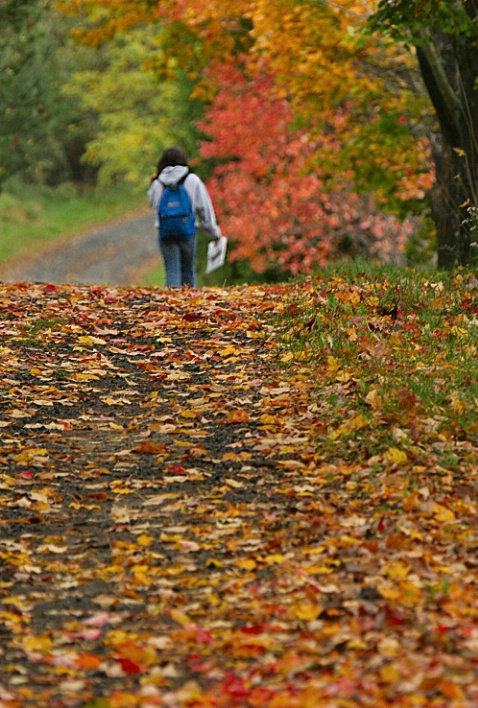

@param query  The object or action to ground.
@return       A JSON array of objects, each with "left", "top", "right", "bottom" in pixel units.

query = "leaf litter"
[{"left": 0, "top": 273, "right": 477, "bottom": 707}]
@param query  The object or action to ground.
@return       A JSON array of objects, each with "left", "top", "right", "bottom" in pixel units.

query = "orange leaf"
[
  {"left": 223, "top": 409, "right": 250, "bottom": 424},
  {"left": 75, "top": 654, "right": 101, "bottom": 670}
]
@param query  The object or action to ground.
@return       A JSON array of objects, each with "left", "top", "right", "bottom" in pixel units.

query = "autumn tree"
[
  {"left": 370, "top": 0, "right": 478, "bottom": 267},
  {"left": 142, "top": 0, "right": 431, "bottom": 215},
  {"left": 165, "top": 0, "right": 431, "bottom": 273},
  {"left": 199, "top": 62, "right": 413, "bottom": 275},
  {"left": 55, "top": 0, "right": 435, "bottom": 273}
]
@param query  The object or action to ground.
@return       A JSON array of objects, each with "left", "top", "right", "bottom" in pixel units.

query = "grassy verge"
[
  {"left": 277, "top": 259, "right": 478, "bottom": 470},
  {"left": 0, "top": 182, "right": 145, "bottom": 266},
  {"left": 140, "top": 259, "right": 165, "bottom": 287}
]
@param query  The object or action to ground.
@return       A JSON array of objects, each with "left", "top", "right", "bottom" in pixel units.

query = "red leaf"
[
  {"left": 167, "top": 464, "right": 187, "bottom": 474},
  {"left": 222, "top": 673, "right": 250, "bottom": 698},
  {"left": 116, "top": 658, "right": 142, "bottom": 674},
  {"left": 240, "top": 625, "right": 263, "bottom": 635},
  {"left": 19, "top": 470, "right": 34, "bottom": 479}
]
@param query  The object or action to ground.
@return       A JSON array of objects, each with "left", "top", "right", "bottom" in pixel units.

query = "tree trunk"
[{"left": 416, "top": 23, "right": 478, "bottom": 267}]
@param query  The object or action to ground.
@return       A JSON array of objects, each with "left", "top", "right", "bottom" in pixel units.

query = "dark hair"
[{"left": 156, "top": 146, "right": 189, "bottom": 175}]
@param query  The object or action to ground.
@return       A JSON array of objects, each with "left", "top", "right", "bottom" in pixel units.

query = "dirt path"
[{"left": 0, "top": 211, "right": 161, "bottom": 286}]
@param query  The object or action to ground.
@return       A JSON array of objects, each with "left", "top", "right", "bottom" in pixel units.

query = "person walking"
[{"left": 148, "top": 146, "right": 222, "bottom": 287}]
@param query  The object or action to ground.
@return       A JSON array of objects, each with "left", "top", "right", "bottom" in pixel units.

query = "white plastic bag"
[{"left": 206, "top": 236, "right": 228, "bottom": 274}]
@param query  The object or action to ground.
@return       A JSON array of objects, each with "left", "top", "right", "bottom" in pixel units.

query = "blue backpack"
[{"left": 158, "top": 174, "right": 196, "bottom": 241}]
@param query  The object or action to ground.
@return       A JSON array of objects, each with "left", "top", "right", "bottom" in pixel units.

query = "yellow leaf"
[
  {"left": 330, "top": 413, "right": 368, "bottom": 440},
  {"left": 136, "top": 533, "right": 153, "bottom": 547},
  {"left": 73, "top": 372, "right": 100, "bottom": 381},
  {"left": 433, "top": 503, "right": 455, "bottom": 522},
  {"left": 23, "top": 635, "right": 54, "bottom": 653},
  {"left": 397, "top": 524, "right": 423, "bottom": 541},
  {"left": 236, "top": 558, "right": 257, "bottom": 571},
  {"left": 219, "top": 346, "right": 238, "bottom": 357},
  {"left": 380, "top": 664, "right": 401, "bottom": 683},
  {"left": 169, "top": 609, "right": 191, "bottom": 626},
  {"left": 259, "top": 413, "right": 277, "bottom": 424},
  {"left": 294, "top": 603, "right": 322, "bottom": 621},
  {"left": 412, "top": 466, "right": 427, "bottom": 474},
  {"left": 336, "top": 369, "right": 352, "bottom": 383},
  {"left": 264, "top": 554, "right": 285, "bottom": 565},
  {"left": 365, "top": 388, "right": 382, "bottom": 409},
  {"left": 386, "top": 447, "right": 408, "bottom": 465},
  {"left": 383, "top": 561, "right": 411, "bottom": 579},
  {"left": 14, "top": 448, "right": 48, "bottom": 463},
  {"left": 305, "top": 565, "right": 333, "bottom": 575},
  {"left": 246, "top": 329, "right": 265, "bottom": 339},
  {"left": 346, "top": 639, "right": 368, "bottom": 650},
  {"left": 78, "top": 335, "right": 107, "bottom": 346},
  {"left": 101, "top": 397, "right": 131, "bottom": 405},
  {"left": 132, "top": 568, "right": 152, "bottom": 586},
  {"left": 222, "top": 451, "right": 241, "bottom": 462},
  {"left": 376, "top": 583, "right": 401, "bottom": 601},
  {"left": 164, "top": 565, "right": 187, "bottom": 577},
  {"left": 450, "top": 395, "right": 464, "bottom": 413},
  {"left": 180, "top": 408, "right": 198, "bottom": 419},
  {"left": 326, "top": 355, "right": 339, "bottom": 376}
]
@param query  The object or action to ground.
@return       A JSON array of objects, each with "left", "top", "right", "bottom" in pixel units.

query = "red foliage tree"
[{"left": 199, "top": 64, "right": 414, "bottom": 275}]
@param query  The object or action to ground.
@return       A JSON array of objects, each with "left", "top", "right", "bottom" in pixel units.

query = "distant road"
[{"left": 1, "top": 211, "right": 162, "bottom": 286}]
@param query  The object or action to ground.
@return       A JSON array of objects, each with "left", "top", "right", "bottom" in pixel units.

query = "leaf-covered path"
[
  {"left": 1, "top": 279, "right": 478, "bottom": 707},
  {"left": 0, "top": 281, "right": 300, "bottom": 708}
]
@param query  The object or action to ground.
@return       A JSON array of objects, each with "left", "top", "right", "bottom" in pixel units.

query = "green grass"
[
  {"left": 277, "top": 259, "right": 478, "bottom": 466},
  {"left": 0, "top": 182, "right": 145, "bottom": 266},
  {"left": 140, "top": 259, "right": 165, "bottom": 287}
]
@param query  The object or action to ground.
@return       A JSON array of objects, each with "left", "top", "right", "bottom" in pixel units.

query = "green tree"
[
  {"left": 370, "top": 0, "right": 478, "bottom": 268},
  {"left": 62, "top": 25, "right": 203, "bottom": 187},
  {"left": 0, "top": 0, "right": 53, "bottom": 184},
  {"left": 0, "top": 1, "right": 99, "bottom": 188}
]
